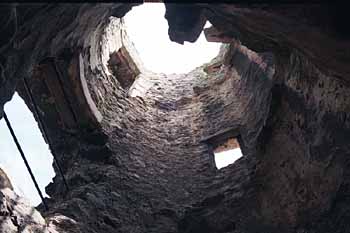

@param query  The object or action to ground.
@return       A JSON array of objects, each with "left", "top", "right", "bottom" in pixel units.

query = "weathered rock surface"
[
  {"left": 0, "top": 3, "right": 349, "bottom": 233},
  {"left": 0, "top": 186, "right": 79, "bottom": 233},
  {"left": 0, "top": 168, "right": 13, "bottom": 190}
]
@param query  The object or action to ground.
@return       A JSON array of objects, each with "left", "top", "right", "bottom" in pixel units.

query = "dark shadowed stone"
[
  {"left": 0, "top": 3, "right": 349, "bottom": 233},
  {"left": 81, "top": 130, "right": 109, "bottom": 146},
  {"left": 80, "top": 146, "right": 113, "bottom": 162},
  {"left": 164, "top": 4, "right": 206, "bottom": 44},
  {"left": 0, "top": 168, "right": 13, "bottom": 190}
]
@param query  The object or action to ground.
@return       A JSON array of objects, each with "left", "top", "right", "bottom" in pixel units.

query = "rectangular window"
[
  {"left": 205, "top": 129, "right": 243, "bottom": 169},
  {"left": 107, "top": 46, "right": 141, "bottom": 90},
  {"left": 213, "top": 137, "right": 242, "bottom": 169}
]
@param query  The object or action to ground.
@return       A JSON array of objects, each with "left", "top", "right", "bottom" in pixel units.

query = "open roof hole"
[
  {"left": 123, "top": 3, "right": 221, "bottom": 74},
  {"left": 213, "top": 138, "right": 243, "bottom": 169},
  {"left": 0, "top": 92, "right": 55, "bottom": 206}
]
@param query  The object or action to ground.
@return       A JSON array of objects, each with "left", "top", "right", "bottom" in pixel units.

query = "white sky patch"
[
  {"left": 214, "top": 148, "right": 243, "bottom": 169},
  {"left": 124, "top": 3, "right": 221, "bottom": 74},
  {"left": 0, "top": 93, "right": 55, "bottom": 206}
]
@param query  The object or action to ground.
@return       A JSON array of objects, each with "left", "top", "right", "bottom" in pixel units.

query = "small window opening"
[
  {"left": 205, "top": 129, "right": 243, "bottom": 169},
  {"left": 213, "top": 137, "right": 242, "bottom": 169},
  {"left": 0, "top": 92, "right": 55, "bottom": 206},
  {"left": 107, "top": 46, "right": 141, "bottom": 90}
]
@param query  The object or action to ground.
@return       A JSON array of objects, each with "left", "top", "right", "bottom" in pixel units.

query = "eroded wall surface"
[{"left": 0, "top": 3, "right": 349, "bottom": 233}]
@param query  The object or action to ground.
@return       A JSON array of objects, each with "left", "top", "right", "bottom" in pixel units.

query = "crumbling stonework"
[
  {"left": 0, "top": 3, "right": 349, "bottom": 233},
  {"left": 0, "top": 168, "right": 13, "bottom": 190},
  {"left": 0, "top": 183, "right": 79, "bottom": 232}
]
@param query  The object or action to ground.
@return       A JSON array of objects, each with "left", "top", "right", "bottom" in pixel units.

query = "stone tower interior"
[{"left": 0, "top": 3, "right": 350, "bottom": 233}]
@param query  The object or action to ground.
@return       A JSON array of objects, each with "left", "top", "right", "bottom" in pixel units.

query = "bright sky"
[
  {"left": 0, "top": 3, "right": 226, "bottom": 206},
  {"left": 0, "top": 93, "right": 54, "bottom": 206},
  {"left": 123, "top": 3, "right": 221, "bottom": 74},
  {"left": 214, "top": 148, "right": 243, "bottom": 169}
]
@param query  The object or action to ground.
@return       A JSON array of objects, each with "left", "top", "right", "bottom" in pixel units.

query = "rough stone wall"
[
  {"left": 0, "top": 3, "right": 137, "bottom": 118},
  {"left": 255, "top": 51, "right": 350, "bottom": 232},
  {"left": 36, "top": 17, "right": 259, "bottom": 232},
  {"left": 169, "top": 4, "right": 350, "bottom": 233},
  {"left": 178, "top": 49, "right": 350, "bottom": 233},
  {"left": 8, "top": 10, "right": 276, "bottom": 232},
  {"left": 0, "top": 170, "right": 79, "bottom": 233},
  {"left": 0, "top": 3, "right": 349, "bottom": 233}
]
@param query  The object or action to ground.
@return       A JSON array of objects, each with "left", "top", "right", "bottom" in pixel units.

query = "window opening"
[
  {"left": 0, "top": 92, "right": 55, "bottom": 206},
  {"left": 213, "top": 137, "right": 242, "bottom": 169},
  {"left": 205, "top": 129, "right": 243, "bottom": 169},
  {"left": 107, "top": 46, "right": 141, "bottom": 90}
]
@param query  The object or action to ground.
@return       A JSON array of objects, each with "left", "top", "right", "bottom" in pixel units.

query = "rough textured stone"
[
  {"left": 0, "top": 186, "right": 78, "bottom": 233},
  {"left": 214, "top": 138, "right": 240, "bottom": 153},
  {"left": 0, "top": 168, "right": 13, "bottom": 190},
  {"left": 0, "top": 3, "right": 349, "bottom": 233}
]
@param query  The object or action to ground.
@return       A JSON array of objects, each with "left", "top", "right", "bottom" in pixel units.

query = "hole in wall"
[
  {"left": 123, "top": 3, "right": 221, "bottom": 74},
  {"left": 213, "top": 137, "right": 242, "bottom": 169},
  {"left": 0, "top": 92, "right": 55, "bottom": 206},
  {"left": 107, "top": 46, "right": 141, "bottom": 90},
  {"left": 205, "top": 129, "right": 243, "bottom": 169}
]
